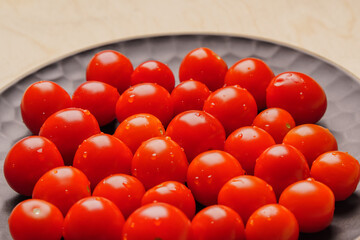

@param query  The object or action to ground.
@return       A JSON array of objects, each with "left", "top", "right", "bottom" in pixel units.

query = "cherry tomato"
[
  {"left": 170, "top": 80, "right": 211, "bottom": 116},
  {"left": 73, "top": 133, "right": 133, "bottom": 188},
  {"left": 132, "top": 136, "right": 188, "bottom": 189},
  {"left": 224, "top": 57, "right": 275, "bottom": 110},
  {"left": 86, "top": 50, "right": 133, "bottom": 93},
  {"left": 93, "top": 174, "right": 145, "bottom": 219},
  {"left": 218, "top": 175, "right": 277, "bottom": 223},
  {"left": 113, "top": 113, "right": 165, "bottom": 153},
  {"left": 63, "top": 196, "right": 125, "bottom": 240},
  {"left": 266, "top": 72, "right": 327, "bottom": 124},
  {"left": 179, "top": 47, "right": 228, "bottom": 91},
  {"left": 203, "top": 85, "right": 258, "bottom": 135},
  {"left": 283, "top": 124, "right": 338, "bottom": 167},
  {"left": 224, "top": 126, "right": 275, "bottom": 175},
  {"left": 141, "top": 181, "right": 196, "bottom": 219},
  {"left": 32, "top": 166, "right": 91, "bottom": 215},
  {"left": 279, "top": 178, "right": 335, "bottom": 233},
  {"left": 8, "top": 199, "right": 64, "bottom": 240},
  {"left": 122, "top": 202, "right": 191, "bottom": 240},
  {"left": 4, "top": 136, "right": 64, "bottom": 196},
  {"left": 187, "top": 150, "right": 244, "bottom": 206},
  {"left": 311, "top": 151, "right": 360, "bottom": 201},
  {"left": 252, "top": 107, "right": 296, "bottom": 144},
  {"left": 191, "top": 205, "right": 245, "bottom": 240},
  {"left": 39, "top": 108, "right": 101, "bottom": 165},
  {"left": 20, "top": 81, "right": 72, "bottom": 134},
  {"left": 131, "top": 60, "right": 175, "bottom": 92},
  {"left": 166, "top": 110, "right": 226, "bottom": 162},
  {"left": 245, "top": 204, "right": 299, "bottom": 240},
  {"left": 115, "top": 83, "right": 174, "bottom": 126},
  {"left": 72, "top": 81, "right": 120, "bottom": 126}
]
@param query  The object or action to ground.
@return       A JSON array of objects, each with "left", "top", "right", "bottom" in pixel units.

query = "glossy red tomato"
[
  {"left": 115, "top": 83, "right": 174, "bottom": 126},
  {"left": 72, "top": 81, "right": 120, "bottom": 126},
  {"left": 166, "top": 110, "right": 226, "bottom": 162},
  {"left": 113, "top": 113, "right": 165, "bottom": 153},
  {"left": 8, "top": 199, "right": 64, "bottom": 240},
  {"left": 203, "top": 85, "right": 258, "bottom": 135},
  {"left": 86, "top": 50, "right": 133, "bottom": 93},
  {"left": 224, "top": 57, "right": 275, "bottom": 110},
  {"left": 218, "top": 175, "right": 277, "bottom": 223},
  {"left": 122, "top": 202, "right": 191, "bottom": 240},
  {"left": 73, "top": 133, "right": 133, "bottom": 188},
  {"left": 283, "top": 124, "right": 338, "bottom": 167},
  {"left": 245, "top": 204, "right": 299, "bottom": 240},
  {"left": 179, "top": 47, "right": 228, "bottom": 91},
  {"left": 266, "top": 72, "right": 327, "bottom": 124},
  {"left": 32, "top": 166, "right": 91, "bottom": 215},
  {"left": 252, "top": 107, "right": 296, "bottom": 143},
  {"left": 187, "top": 150, "right": 244, "bottom": 206},
  {"left": 254, "top": 144, "right": 310, "bottom": 198},
  {"left": 20, "top": 81, "right": 72, "bottom": 134},
  {"left": 170, "top": 80, "right": 211, "bottom": 116},
  {"left": 279, "top": 178, "right": 335, "bottom": 233},
  {"left": 63, "top": 196, "right": 125, "bottom": 240},
  {"left": 224, "top": 126, "right": 275, "bottom": 175},
  {"left": 142, "top": 181, "right": 196, "bottom": 219},
  {"left": 39, "top": 108, "right": 101, "bottom": 165},
  {"left": 191, "top": 205, "right": 245, "bottom": 240},
  {"left": 132, "top": 136, "right": 188, "bottom": 189},
  {"left": 93, "top": 174, "right": 145, "bottom": 219},
  {"left": 4, "top": 136, "right": 64, "bottom": 196},
  {"left": 311, "top": 151, "right": 360, "bottom": 201},
  {"left": 131, "top": 60, "right": 175, "bottom": 92}
]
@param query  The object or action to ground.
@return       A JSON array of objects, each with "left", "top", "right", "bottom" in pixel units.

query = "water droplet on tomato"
[
  {"left": 128, "top": 94, "right": 135, "bottom": 103},
  {"left": 33, "top": 208, "right": 41, "bottom": 215},
  {"left": 194, "top": 176, "right": 200, "bottom": 185},
  {"left": 37, "top": 148, "right": 43, "bottom": 153},
  {"left": 151, "top": 153, "right": 157, "bottom": 160},
  {"left": 125, "top": 124, "right": 130, "bottom": 130},
  {"left": 83, "top": 151, "right": 88, "bottom": 158}
]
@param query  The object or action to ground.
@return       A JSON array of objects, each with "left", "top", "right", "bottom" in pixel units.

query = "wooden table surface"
[{"left": 0, "top": 0, "right": 359, "bottom": 91}]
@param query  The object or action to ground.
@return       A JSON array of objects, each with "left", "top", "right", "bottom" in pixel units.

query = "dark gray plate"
[{"left": 1, "top": 34, "right": 360, "bottom": 239}]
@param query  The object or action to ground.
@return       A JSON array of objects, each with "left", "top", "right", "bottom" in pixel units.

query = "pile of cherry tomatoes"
[{"left": 4, "top": 47, "right": 360, "bottom": 240}]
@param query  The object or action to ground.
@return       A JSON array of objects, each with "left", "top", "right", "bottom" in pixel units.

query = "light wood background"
[{"left": 0, "top": 0, "right": 359, "bottom": 91}]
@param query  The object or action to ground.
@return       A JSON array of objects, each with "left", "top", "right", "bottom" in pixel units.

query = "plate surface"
[{"left": 1, "top": 34, "right": 360, "bottom": 239}]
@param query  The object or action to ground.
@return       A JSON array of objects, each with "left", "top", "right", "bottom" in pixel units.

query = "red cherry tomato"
[
  {"left": 93, "top": 174, "right": 145, "bottom": 219},
  {"left": 266, "top": 72, "right": 327, "bottom": 124},
  {"left": 4, "top": 136, "right": 64, "bottom": 196},
  {"left": 187, "top": 150, "right": 244, "bottom": 206},
  {"left": 63, "top": 196, "right": 125, "bottom": 240},
  {"left": 311, "top": 151, "right": 360, "bottom": 201},
  {"left": 224, "top": 126, "right": 275, "bottom": 175},
  {"left": 166, "top": 110, "right": 226, "bottom": 162},
  {"left": 283, "top": 124, "right": 338, "bottom": 167},
  {"left": 179, "top": 47, "right": 228, "bottom": 91},
  {"left": 191, "top": 205, "right": 245, "bottom": 240},
  {"left": 73, "top": 133, "right": 133, "bottom": 188},
  {"left": 8, "top": 199, "right": 64, "bottom": 240},
  {"left": 86, "top": 50, "right": 133, "bottom": 93},
  {"left": 170, "top": 80, "right": 211, "bottom": 116},
  {"left": 32, "top": 166, "right": 91, "bottom": 215},
  {"left": 122, "top": 202, "right": 191, "bottom": 240},
  {"left": 252, "top": 107, "right": 296, "bottom": 144},
  {"left": 131, "top": 60, "right": 175, "bottom": 92},
  {"left": 116, "top": 83, "right": 174, "bottom": 126},
  {"left": 218, "top": 175, "right": 277, "bottom": 223},
  {"left": 279, "top": 178, "right": 335, "bottom": 233},
  {"left": 20, "top": 81, "right": 72, "bottom": 134},
  {"left": 245, "top": 204, "right": 299, "bottom": 240},
  {"left": 39, "top": 108, "right": 101, "bottom": 165},
  {"left": 254, "top": 144, "right": 310, "bottom": 198},
  {"left": 224, "top": 57, "right": 275, "bottom": 110},
  {"left": 72, "top": 81, "right": 120, "bottom": 126},
  {"left": 113, "top": 113, "right": 165, "bottom": 153},
  {"left": 142, "top": 181, "right": 196, "bottom": 219},
  {"left": 132, "top": 136, "right": 188, "bottom": 189},
  {"left": 203, "top": 85, "right": 258, "bottom": 135}
]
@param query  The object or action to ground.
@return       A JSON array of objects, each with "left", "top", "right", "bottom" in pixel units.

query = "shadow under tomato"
[
  {"left": 334, "top": 192, "right": 360, "bottom": 217},
  {"left": 299, "top": 225, "right": 338, "bottom": 240},
  {"left": 99, "top": 119, "right": 119, "bottom": 135},
  {"left": 2, "top": 194, "right": 30, "bottom": 214}
]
